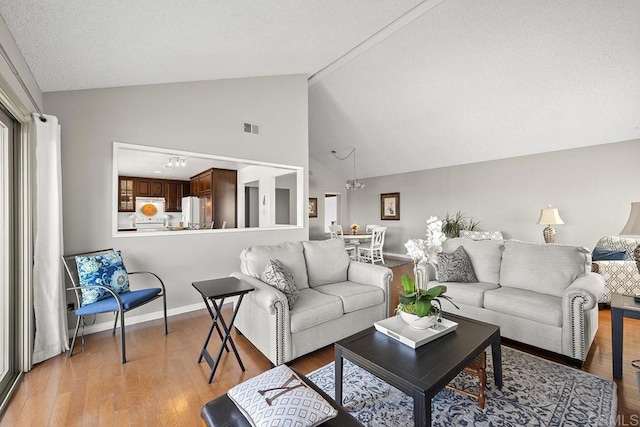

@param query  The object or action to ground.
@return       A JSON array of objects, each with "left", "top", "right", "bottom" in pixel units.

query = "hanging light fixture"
[{"left": 331, "top": 148, "right": 366, "bottom": 190}]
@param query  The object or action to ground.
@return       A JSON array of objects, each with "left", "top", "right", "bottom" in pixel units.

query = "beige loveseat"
[
  {"left": 425, "top": 239, "right": 605, "bottom": 363},
  {"left": 231, "top": 239, "right": 392, "bottom": 365}
]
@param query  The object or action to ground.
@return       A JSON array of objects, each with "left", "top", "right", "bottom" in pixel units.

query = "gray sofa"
[
  {"left": 424, "top": 238, "right": 605, "bottom": 363},
  {"left": 231, "top": 239, "right": 392, "bottom": 365}
]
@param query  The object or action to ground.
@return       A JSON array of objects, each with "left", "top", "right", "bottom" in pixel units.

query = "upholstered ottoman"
[{"left": 201, "top": 367, "right": 361, "bottom": 427}]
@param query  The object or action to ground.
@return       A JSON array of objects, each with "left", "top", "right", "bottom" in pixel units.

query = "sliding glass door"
[{"left": 0, "top": 107, "right": 18, "bottom": 407}]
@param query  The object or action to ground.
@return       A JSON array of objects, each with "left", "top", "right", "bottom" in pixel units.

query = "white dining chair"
[
  {"left": 329, "top": 224, "right": 357, "bottom": 260},
  {"left": 358, "top": 226, "right": 387, "bottom": 264}
]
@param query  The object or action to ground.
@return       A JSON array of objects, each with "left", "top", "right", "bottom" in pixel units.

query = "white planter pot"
[{"left": 399, "top": 311, "right": 438, "bottom": 330}]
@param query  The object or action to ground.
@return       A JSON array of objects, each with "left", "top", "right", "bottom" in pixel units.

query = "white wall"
[
  {"left": 43, "top": 75, "right": 309, "bottom": 326},
  {"left": 345, "top": 139, "right": 640, "bottom": 255},
  {"left": 308, "top": 157, "right": 349, "bottom": 240}
]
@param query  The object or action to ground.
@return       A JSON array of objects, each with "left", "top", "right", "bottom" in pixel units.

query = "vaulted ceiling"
[{"left": 1, "top": 0, "right": 638, "bottom": 179}]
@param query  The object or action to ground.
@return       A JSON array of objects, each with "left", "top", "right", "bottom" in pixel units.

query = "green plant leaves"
[
  {"left": 414, "top": 299, "right": 433, "bottom": 317},
  {"left": 401, "top": 274, "right": 415, "bottom": 293}
]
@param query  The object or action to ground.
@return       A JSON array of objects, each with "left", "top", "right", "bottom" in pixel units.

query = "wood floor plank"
[{"left": 1, "top": 260, "right": 638, "bottom": 426}]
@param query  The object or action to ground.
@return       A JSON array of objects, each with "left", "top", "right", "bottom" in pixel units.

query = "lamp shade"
[
  {"left": 620, "top": 202, "right": 640, "bottom": 235},
  {"left": 537, "top": 207, "right": 564, "bottom": 225}
]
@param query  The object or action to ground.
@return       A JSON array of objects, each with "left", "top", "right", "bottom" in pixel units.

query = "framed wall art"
[
  {"left": 309, "top": 198, "right": 318, "bottom": 218},
  {"left": 380, "top": 193, "right": 400, "bottom": 220}
]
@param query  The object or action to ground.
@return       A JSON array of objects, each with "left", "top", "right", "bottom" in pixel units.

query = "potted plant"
[
  {"left": 396, "top": 274, "right": 458, "bottom": 329},
  {"left": 441, "top": 211, "right": 481, "bottom": 238}
]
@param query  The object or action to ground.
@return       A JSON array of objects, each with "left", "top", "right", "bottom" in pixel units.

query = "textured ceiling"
[
  {"left": 309, "top": 0, "right": 640, "bottom": 179},
  {"left": 1, "top": 1, "right": 639, "bottom": 179},
  {"left": 0, "top": 0, "right": 420, "bottom": 92}
]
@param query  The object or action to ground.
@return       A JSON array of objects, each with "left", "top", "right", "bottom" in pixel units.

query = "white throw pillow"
[{"left": 227, "top": 364, "right": 338, "bottom": 427}]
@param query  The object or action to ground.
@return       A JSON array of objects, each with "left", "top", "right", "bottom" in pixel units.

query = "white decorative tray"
[{"left": 374, "top": 316, "right": 458, "bottom": 349}]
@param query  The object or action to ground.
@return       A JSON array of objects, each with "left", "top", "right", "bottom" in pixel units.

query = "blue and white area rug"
[{"left": 308, "top": 346, "right": 617, "bottom": 426}]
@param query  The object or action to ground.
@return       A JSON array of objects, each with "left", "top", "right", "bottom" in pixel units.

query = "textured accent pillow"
[
  {"left": 262, "top": 259, "right": 298, "bottom": 309},
  {"left": 459, "top": 230, "right": 504, "bottom": 241},
  {"left": 227, "top": 364, "right": 337, "bottom": 427},
  {"left": 76, "top": 250, "right": 130, "bottom": 306},
  {"left": 436, "top": 246, "right": 478, "bottom": 283},
  {"left": 592, "top": 247, "right": 627, "bottom": 261}
]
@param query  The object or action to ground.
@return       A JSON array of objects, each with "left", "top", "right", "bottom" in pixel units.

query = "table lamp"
[
  {"left": 620, "top": 201, "right": 640, "bottom": 274},
  {"left": 537, "top": 205, "right": 564, "bottom": 243}
]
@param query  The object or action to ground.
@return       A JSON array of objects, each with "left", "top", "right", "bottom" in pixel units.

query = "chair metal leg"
[
  {"left": 112, "top": 311, "right": 118, "bottom": 335},
  {"left": 162, "top": 292, "right": 168, "bottom": 335},
  {"left": 68, "top": 316, "right": 81, "bottom": 357},
  {"left": 120, "top": 309, "right": 127, "bottom": 364}
]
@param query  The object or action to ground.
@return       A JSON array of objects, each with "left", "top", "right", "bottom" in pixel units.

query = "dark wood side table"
[
  {"left": 611, "top": 293, "right": 640, "bottom": 379},
  {"left": 335, "top": 314, "right": 502, "bottom": 427},
  {"left": 192, "top": 277, "right": 254, "bottom": 383}
]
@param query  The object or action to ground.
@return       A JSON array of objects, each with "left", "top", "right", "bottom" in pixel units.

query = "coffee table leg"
[
  {"left": 612, "top": 306, "right": 623, "bottom": 379},
  {"left": 491, "top": 335, "right": 503, "bottom": 389},
  {"left": 334, "top": 348, "right": 343, "bottom": 405},
  {"left": 413, "top": 391, "right": 429, "bottom": 427}
]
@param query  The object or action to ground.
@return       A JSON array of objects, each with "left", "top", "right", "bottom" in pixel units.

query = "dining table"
[
  {"left": 344, "top": 232, "right": 372, "bottom": 261},
  {"left": 344, "top": 232, "right": 372, "bottom": 241}
]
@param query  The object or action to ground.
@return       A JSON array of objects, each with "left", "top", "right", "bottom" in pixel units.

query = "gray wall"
[
  {"left": 44, "top": 75, "right": 309, "bottom": 326},
  {"left": 308, "top": 157, "right": 349, "bottom": 240},
  {"left": 345, "top": 139, "right": 640, "bottom": 255}
]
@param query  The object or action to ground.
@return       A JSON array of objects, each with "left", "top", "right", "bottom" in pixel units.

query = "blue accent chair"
[{"left": 62, "top": 248, "right": 168, "bottom": 363}]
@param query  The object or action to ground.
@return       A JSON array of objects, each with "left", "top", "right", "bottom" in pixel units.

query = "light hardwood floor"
[{"left": 1, "top": 262, "right": 639, "bottom": 426}]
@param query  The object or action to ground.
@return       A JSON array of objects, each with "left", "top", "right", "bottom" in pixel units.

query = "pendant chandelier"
[{"left": 331, "top": 147, "right": 366, "bottom": 190}]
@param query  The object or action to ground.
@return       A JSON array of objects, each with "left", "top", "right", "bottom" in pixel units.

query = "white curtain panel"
[{"left": 32, "top": 114, "right": 68, "bottom": 364}]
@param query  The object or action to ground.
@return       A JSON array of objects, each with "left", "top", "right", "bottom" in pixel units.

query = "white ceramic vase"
[{"left": 399, "top": 310, "right": 438, "bottom": 330}]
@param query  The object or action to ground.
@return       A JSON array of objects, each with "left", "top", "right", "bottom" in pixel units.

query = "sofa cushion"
[
  {"left": 313, "top": 282, "right": 384, "bottom": 313},
  {"left": 427, "top": 280, "right": 500, "bottom": 308},
  {"left": 240, "top": 241, "right": 309, "bottom": 289},
  {"left": 303, "top": 239, "right": 351, "bottom": 287},
  {"left": 500, "top": 240, "right": 591, "bottom": 297},
  {"left": 483, "top": 287, "right": 562, "bottom": 327},
  {"left": 442, "top": 238, "right": 504, "bottom": 284},
  {"left": 289, "top": 288, "right": 343, "bottom": 333},
  {"left": 436, "top": 246, "right": 478, "bottom": 283},
  {"left": 262, "top": 259, "right": 298, "bottom": 309}
]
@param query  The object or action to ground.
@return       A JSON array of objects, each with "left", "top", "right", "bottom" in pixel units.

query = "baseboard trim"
[{"left": 384, "top": 252, "right": 410, "bottom": 259}]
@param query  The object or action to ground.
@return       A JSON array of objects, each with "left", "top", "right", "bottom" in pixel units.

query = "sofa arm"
[
  {"left": 562, "top": 273, "right": 605, "bottom": 311},
  {"left": 561, "top": 272, "right": 605, "bottom": 361},
  {"left": 230, "top": 272, "right": 288, "bottom": 315},
  {"left": 347, "top": 261, "right": 392, "bottom": 291}
]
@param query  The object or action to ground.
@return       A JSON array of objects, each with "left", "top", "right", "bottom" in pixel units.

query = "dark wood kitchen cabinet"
[
  {"left": 135, "top": 179, "right": 164, "bottom": 197},
  {"left": 164, "top": 180, "right": 190, "bottom": 212},
  {"left": 118, "top": 177, "right": 135, "bottom": 212},
  {"left": 190, "top": 168, "right": 237, "bottom": 228},
  {"left": 118, "top": 176, "right": 190, "bottom": 212}
]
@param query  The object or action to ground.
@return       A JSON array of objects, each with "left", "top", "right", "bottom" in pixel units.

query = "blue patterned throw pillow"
[{"left": 76, "top": 250, "right": 130, "bottom": 306}]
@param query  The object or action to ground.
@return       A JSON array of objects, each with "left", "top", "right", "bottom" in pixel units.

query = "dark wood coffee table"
[{"left": 335, "top": 313, "right": 502, "bottom": 427}]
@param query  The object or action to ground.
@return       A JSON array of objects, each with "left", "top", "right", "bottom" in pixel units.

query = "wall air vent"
[{"left": 243, "top": 122, "right": 260, "bottom": 135}]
